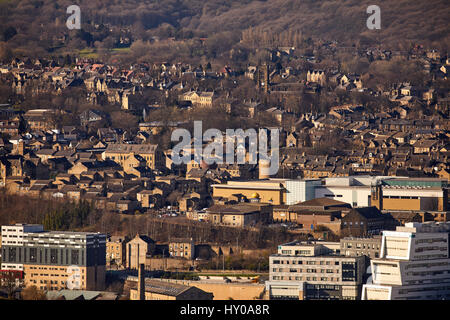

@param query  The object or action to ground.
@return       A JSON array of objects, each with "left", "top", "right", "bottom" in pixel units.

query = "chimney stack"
[{"left": 137, "top": 263, "right": 145, "bottom": 300}]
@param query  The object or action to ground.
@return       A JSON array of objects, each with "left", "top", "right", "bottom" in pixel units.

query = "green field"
[{"left": 78, "top": 48, "right": 99, "bottom": 59}]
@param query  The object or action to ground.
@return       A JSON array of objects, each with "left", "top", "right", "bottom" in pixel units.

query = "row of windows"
[
  {"left": 404, "top": 262, "right": 449, "bottom": 269},
  {"left": 414, "top": 254, "right": 448, "bottom": 260},
  {"left": 272, "top": 276, "right": 340, "bottom": 282},
  {"left": 29, "top": 266, "right": 67, "bottom": 271},
  {"left": 29, "top": 273, "right": 71, "bottom": 278},
  {"left": 406, "top": 270, "right": 449, "bottom": 277},
  {"left": 3, "top": 247, "right": 84, "bottom": 265},
  {"left": 383, "top": 196, "right": 419, "bottom": 199},
  {"left": 343, "top": 243, "right": 379, "bottom": 249},
  {"left": 415, "top": 246, "right": 447, "bottom": 253},
  {"left": 272, "top": 268, "right": 339, "bottom": 274},
  {"left": 398, "top": 286, "right": 450, "bottom": 294},
  {"left": 415, "top": 238, "right": 448, "bottom": 244},
  {"left": 343, "top": 222, "right": 364, "bottom": 226},
  {"left": 272, "top": 260, "right": 340, "bottom": 266}
]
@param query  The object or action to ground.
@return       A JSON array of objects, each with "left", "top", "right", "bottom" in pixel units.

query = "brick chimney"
[{"left": 137, "top": 263, "right": 145, "bottom": 301}]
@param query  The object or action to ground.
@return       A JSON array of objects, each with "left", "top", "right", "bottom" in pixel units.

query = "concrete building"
[
  {"left": 340, "top": 236, "right": 382, "bottom": 259},
  {"left": 362, "top": 222, "right": 450, "bottom": 300},
  {"left": 266, "top": 241, "right": 365, "bottom": 300},
  {"left": 314, "top": 176, "right": 390, "bottom": 208},
  {"left": 1, "top": 224, "right": 106, "bottom": 291},
  {"left": 285, "top": 179, "right": 321, "bottom": 205},
  {"left": 1, "top": 224, "right": 44, "bottom": 271},
  {"left": 126, "top": 234, "right": 156, "bottom": 270},
  {"left": 340, "top": 236, "right": 382, "bottom": 274}
]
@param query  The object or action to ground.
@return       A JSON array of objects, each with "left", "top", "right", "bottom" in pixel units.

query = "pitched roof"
[
  {"left": 348, "top": 207, "right": 384, "bottom": 220},
  {"left": 105, "top": 143, "right": 158, "bottom": 154},
  {"left": 134, "top": 234, "right": 155, "bottom": 244},
  {"left": 295, "top": 197, "right": 350, "bottom": 208},
  {"left": 47, "top": 290, "right": 102, "bottom": 301},
  {"left": 137, "top": 279, "right": 193, "bottom": 297}
]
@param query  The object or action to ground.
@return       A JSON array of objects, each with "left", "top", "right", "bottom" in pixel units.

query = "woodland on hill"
[{"left": 0, "top": 0, "right": 449, "bottom": 63}]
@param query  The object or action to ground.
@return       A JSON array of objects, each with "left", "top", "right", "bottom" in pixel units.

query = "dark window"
[
  {"left": 71, "top": 250, "right": 79, "bottom": 265},
  {"left": 50, "top": 249, "right": 58, "bottom": 264},
  {"left": 342, "top": 262, "right": 357, "bottom": 281},
  {"left": 30, "top": 248, "right": 37, "bottom": 263},
  {"left": 8, "top": 247, "right": 16, "bottom": 262}
]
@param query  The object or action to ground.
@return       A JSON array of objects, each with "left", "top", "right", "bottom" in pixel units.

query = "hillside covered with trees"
[{"left": 1, "top": 0, "right": 449, "bottom": 62}]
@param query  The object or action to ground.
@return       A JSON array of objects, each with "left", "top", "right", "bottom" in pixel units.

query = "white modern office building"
[
  {"left": 314, "top": 176, "right": 392, "bottom": 207},
  {"left": 285, "top": 179, "right": 321, "bottom": 205},
  {"left": 266, "top": 241, "right": 365, "bottom": 300},
  {"left": 1, "top": 224, "right": 44, "bottom": 271},
  {"left": 362, "top": 222, "right": 450, "bottom": 300}
]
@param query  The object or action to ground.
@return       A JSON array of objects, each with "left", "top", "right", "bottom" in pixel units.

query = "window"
[
  {"left": 8, "top": 247, "right": 16, "bottom": 262},
  {"left": 71, "top": 250, "right": 79, "bottom": 265},
  {"left": 30, "top": 248, "right": 37, "bottom": 263},
  {"left": 50, "top": 249, "right": 58, "bottom": 264}
]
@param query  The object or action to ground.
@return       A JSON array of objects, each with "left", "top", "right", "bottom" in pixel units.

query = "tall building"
[
  {"left": 266, "top": 241, "right": 365, "bottom": 300},
  {"left": 1, "top": 224, "right": 106, "bottom": 291},
  {"left": 362, "top": 222, "right": 450, "bottom": 300}
]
